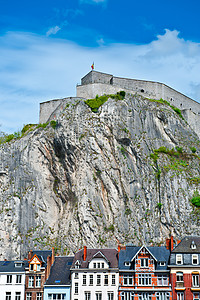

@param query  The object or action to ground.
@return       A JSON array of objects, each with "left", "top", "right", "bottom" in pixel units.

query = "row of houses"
[{"left": 0, "top": 236, "right": 199, "bottom": 300}]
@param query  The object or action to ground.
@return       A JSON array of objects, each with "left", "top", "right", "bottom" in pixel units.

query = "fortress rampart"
[
  {"left": 77, "top": 71, "right": 200, "bottom": 115},
  {"left": 39, "top": 71, "right": 200, "bottom": 138}
]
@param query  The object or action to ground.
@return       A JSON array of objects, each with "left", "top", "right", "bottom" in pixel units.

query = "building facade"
[
  {"left": 25, "top": 249, "right": 54, "bottom": 300},
  {"left": 71, "top": 246, "right": 119, "bottom": 300},
  {"left": 169, "top": 236, "right": 200, "bottom": 300},
  {"left": 118, "top": 244, "right": 172, "bottom": 300},
  {"left": 0, "top": 260, "right": 27, "bottom": 300},
  {"left": 44, "top": 256, "right": 74, "bottom": 300}
]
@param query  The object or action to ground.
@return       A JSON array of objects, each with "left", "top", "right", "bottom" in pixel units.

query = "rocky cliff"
[{"left": 0, "top": 93, "right": 200, "bottom": 259}]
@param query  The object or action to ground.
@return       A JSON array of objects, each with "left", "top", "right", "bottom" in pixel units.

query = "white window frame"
[
  {"left": 89, "top": 274, "right": 93, "bottom": 285},
  {"left": 138, "top": 274, "right": 152, "bottom": 285},
  {"left": 177, "top": 292, "right": 184, "bottom": 300},
  {"left": 95, "top": 292, "right": 102, "bottom": 300},
  {"left": 176, "top": 254, "right": 183, "bottom": 265},
  {"left": 75, "top": 282, "right": 78, "bottom": 294},
  {"left": 85, "top": 292, "right": 91, "bottom": 300},
  {"left": 36, "top": 275, "right": 41, "bottom": 287},
  {"left": 16, "top": 274, "right": 22, "bottom": 284},
  {"left": 141, "top": 258, "right": 149, "bottom": 268},
  {"left": 97, "top": 274, "right": 101, "bottom": 285},
  {"left": 123, "top": 274, "right": 133, "bottom": 285},
  {"left": 155, "top": 293, "right": 170, "bottom": 300},
  {"left": 83, "top": 274, "right": 86, "bottom": 285},
  {"left": 26, "top": 293, "right": 32, "bottom": 300},
  {"left": 193, "top": 274, "right": 199, "bottom": 287},
  {"left": 7, "top": 275, "right": 12, "bottom": 284},
  {"left": 192, "top": 255, "right": 199, "bottom": 265},
  {"left": 15, "top": 292, "right": 21, "bottom": 300},
  {"left": 28, "top": 276, "right": 34, "bottom": 287},
  {"left": 107, "top": 291, "right": 114, "bottom": 300},
  {"left": 104, "top": 274, "right": 108, "bottom": 285},
  {"left": 36, "top": 293, "right": 42, "bottom": 300},
  {"left": 121, "top": 292, "right": 134, "bottom": 300},
  {"left": 6, "top": 292, "right": 11, "bottom": 300}
]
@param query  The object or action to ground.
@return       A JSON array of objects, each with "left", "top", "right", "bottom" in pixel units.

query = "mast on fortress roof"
[{"left": 91, "top": 62, "right": 94, "bottom": 70}]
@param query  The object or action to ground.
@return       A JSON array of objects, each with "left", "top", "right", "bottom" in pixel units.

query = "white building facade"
[
  {"left": 71, "top": 247, "right": 119, "bottom": 300},
  {"left": 0, "top": 260, "right": 26, "bottom": 300}
]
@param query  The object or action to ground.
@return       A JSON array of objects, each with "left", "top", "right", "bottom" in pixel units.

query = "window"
[
  {"left": 26, "top": 293, "right": 32, "bottom": 300},
  {"left": 176, "top": 254, "right": 183, "bottom": 265},
  {"left": 123, "top": 275, "right": 133, "bottom": 285},
  {"left": 97, "top": 263, "right": 100, "bottom": 268},
  {"left": 93, "top": 263, "right": 96, "bottom": 268},
  {"left": 141, "top": 258, "right": 149, "bottom": 267},
  {"left": 177, "top": 292, "right": 184, "bottom": 300},
  {"left": 28, "top": 276, "right": 34, "bottom": 287},
  {"left": 29, "top": 264, "right": 34, "bottom": 271},
  {"left": 102, "top": 263, "right": 104, "bottom": 268},
  {"left": 191, "top": 241, "right": 197, "bottom": 249},
  {"left": 97, "top": 274, "right": 101, "bottom": 285},
  {"left": 37, "top": 264, "right": 41, "bottom": 271},
  {"left": 7, "top": 275, "right": 12, "bottom": 283},
  {"left": 156, "top": 293, "right": 170, "bottom": 300},
  {"left": 15, "top": 292, "right": 21, "bottom": 300},
  {"left": 159, "top": 262, "right": 165, "bottom": 266},
  {"left": 6, "top": 292, "right": 11, "bottom": 300},
  {"left": 112, "top": 274, "right": 115, "bottom": 285},
  {"left": 85, "top": 292, "right": 91, "bottom": 300},
  {"left": 36, "top": 275, "right": 41, "bottom": 287},
  {"left": 138, "top": 274, "right": 152, "bottom": 285},
  {"left": 75, "top": 282, "right": 78, "bottom": 294},
  {"left": 83, "top": 274, "right": 86, "bottom": 285},
  {"left": 108, "top": 292, "right": 114, "bottom": 300},
  {"left": 138, "top": 293, "right": 152, "bottom": 300},
  {"left": 16, "top": 274, "right": 22, "bottom": 283},
  {"left": 47, "top": 295, "right": 66, "bottom": 300},
  {"left": 104, "top": 274, "right": 108, "bottom": 285},
  {"left": 157, "top": 275, "right": 168, "bottom": 286},
  {"left": 121, "top": 292, "right": 134, "bottom": 300},
  {"left": 36, "top": 293, "right": 42, "bottom": 300},
  {"left": 96, "top": 292, "right": 102, "bottom": 300},
  {"left": 177, "top": 272, "right": 184, "bottom": 282},
  {"left": 193, "top": 275, "right": 199, "bottom": 287},
  {"left": 74, "top": 273, "right": 79, "bottom": 279},
  {"left": 89, "top": 274, "right": 93, "bottom": 285},
  {"left": 193, "top": 292, "right": 200, "bottom": 300},
  {"left": 125, "top": 262, "right": 131, "bottom": 267},
  {"left": 15, "top": 262, "right": 22, "bottom": 267},
  {"left": 192, "top": 255, "right": 199, "bottom": 265}
]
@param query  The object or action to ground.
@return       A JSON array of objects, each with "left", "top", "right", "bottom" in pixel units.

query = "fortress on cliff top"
[{"left": 39, "top": 71, "right": 200, "bottom": 137}]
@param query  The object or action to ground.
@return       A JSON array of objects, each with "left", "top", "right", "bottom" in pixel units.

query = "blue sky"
[{"left": 0, "top": 0, "right": 200, "bottom": 133}]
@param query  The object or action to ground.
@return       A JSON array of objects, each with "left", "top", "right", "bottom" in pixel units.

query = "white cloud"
[
  {"left": 46, "top": 26, "right": 61, "bottom": 36},
  {"left": 0, "top": 29, "right": 200, "bottom": 133}
]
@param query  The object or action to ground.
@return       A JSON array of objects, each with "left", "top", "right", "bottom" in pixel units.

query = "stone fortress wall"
[
  {"left": 39, "top": 70, "right": 200, "bottom": 137},
  {"left": 77, "top": 71, "right": 200, "bottom": 114}
]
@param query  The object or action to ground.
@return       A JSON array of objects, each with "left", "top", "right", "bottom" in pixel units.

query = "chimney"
[
  {"left": 83, "top": 246, "right": 87, "bottom": 261},
  {"left": 118, "top": 244, "right": 126, "bottom": 253},
  {"left": 170, "top": 236, "right": 174, "bottom": 251},
  {"left": 51, "top": 247, "right": 55, "bottom": 266},
  {"left": 28, "top": 250, "right": 33, "bottom": 260},
  {"left": 46, "top": 255, "right": 51, "bottom": 280},
  {"left": 166, "top": 238, "right": 170, "bottom": 250}
]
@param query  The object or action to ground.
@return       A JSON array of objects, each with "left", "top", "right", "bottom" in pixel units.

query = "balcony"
[{"left": 175, "top": 281, "right": 185, "bottom": 290}]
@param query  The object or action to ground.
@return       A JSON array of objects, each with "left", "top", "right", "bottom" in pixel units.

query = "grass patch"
[
  {"left": 148, "top": 98, "right": 184, "bottom": 119},
  {"left": 50, "top": 120, "right": 57, "bottom": 129},
  {"left": 190, "top": 192, "right": 200, "bottom": 207},
  {"left": 85, "top": 91, "right": 126, "bottom": 112}
]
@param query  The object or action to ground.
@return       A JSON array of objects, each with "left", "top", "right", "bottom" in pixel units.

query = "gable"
[
  {"left": 131, "top": 246, "right": 157, "bottom": 262},
  {"left": 30, "top": 254, "right": 42, "bottom": 264}
]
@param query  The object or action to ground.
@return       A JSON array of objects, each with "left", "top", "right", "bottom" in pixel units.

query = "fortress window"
[
  {"left": 141, "top": 89, "right": 144, "bottom": 93},
  {"left": 110, "top": 77, "right": 113, "bottom": 85},
  {"left": 180, "top": 103, "right": 182, "bottom": 107}
]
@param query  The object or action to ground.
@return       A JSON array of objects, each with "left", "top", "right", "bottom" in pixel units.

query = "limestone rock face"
[{"left": 0, "top": 94, "right": 200, "bottom": 259}]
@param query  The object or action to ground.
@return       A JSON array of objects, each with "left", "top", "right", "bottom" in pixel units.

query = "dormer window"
[
  {"left": 30, "top": 264, "right": 34, "bottom": 271},
  {"left": 192, "top": 254, "right": 199, "bottom": 265},
  {"left": 125, "top": 261, "right": 131, "bottom": 267},
  {"left": 75, "top": 260, "right": 81, "bottom": 269},
  {"left": 191, "top": 241, "right": 197, "bottom": 249},
  {"left": 176, "top": 254, "right": 183, "bottom": 265},
  {"left": 93, "top": 263, "right": 96, "bottom": 268},
  {"left": 159, "top": 261, "right": 165, "bottom": 266},
  {"left": 15, "top": 262, "right": 22, "bottom": 268}
]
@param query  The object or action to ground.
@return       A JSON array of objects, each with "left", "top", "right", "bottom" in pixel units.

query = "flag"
[{"left": 91, "top": 62, "right": 94, "bottom": 70}]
